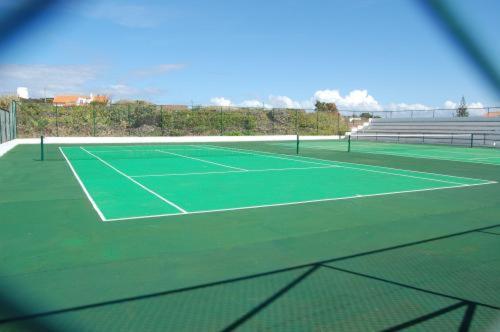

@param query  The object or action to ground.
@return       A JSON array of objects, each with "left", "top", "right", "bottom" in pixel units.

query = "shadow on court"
[{"left": 1, "top": 223, "right": 498, "bottom": 331}]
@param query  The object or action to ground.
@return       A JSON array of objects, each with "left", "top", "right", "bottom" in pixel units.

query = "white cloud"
[
  {"left": 0, "top": 64, "right": 101, "bottom": 97},
  {"left": 210, "top": 97, "right": 233, "bottom": 107},
  {"left": 240, "top": 99, "right": 272, "bottom": 108},
  {"left": 268, "top": 95, "right": 302, "bottom": 109},
  {"left": 313, "top": 89, "right": 382, "bottom": 111},
  {"left": 386, "top": 103, "right": 432, "bottom": 111},
  {"left": 0, "top": 63, "right": 175, "bottom": 99},
  {"left": 443, "top": 100, "right": 457, "bottom": 109},
  {"left": 212, "top": 91, "right": 489, "bottom": 116}
]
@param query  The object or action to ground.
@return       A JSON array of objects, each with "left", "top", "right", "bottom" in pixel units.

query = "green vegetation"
[
  {"left": 456, "top": 96, "right": 469, "bottom": 117},
  {"left": 16, "top": 100, "right": 349, "bottom": 137}
]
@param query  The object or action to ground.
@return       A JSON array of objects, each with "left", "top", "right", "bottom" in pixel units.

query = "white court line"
[
  {"left": 131, "top": 165, "right": 339, "bottom": 178},
  {"left": 84, "top": 148, "right": 209, "bottom": 153},
  {"left": 201, "top": 144, "right": 497, "bottom": 183},
  {"left": 201, "top": 145, "right": 472, "bottom": 186},
  {"left": 59, "top": 147, "right": 107, "bottom": 221},
  {"left": 154, "top": 149, "right": 247, "bottom": 171},
  {"left": 80, "top": 147, "right": 188, "bottom": 214},
  {"left": 104, "top": 182, "right": 493, "bottom": 222}
]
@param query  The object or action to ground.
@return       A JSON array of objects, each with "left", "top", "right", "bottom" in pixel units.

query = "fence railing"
[
  {"left": 338, "top": 106, "right": 500, "bottom": 119},
  {"left": 16, "top": 103, "right": 349, "bottom": 138},
  {"left": 0, "top": 101, "right": 17, "bottom": 143},
  {"left": 15, "top": 101, "right": 500, "bottom": 138}
]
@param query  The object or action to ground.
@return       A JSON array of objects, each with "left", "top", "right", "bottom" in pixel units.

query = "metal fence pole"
[
  {"left": 127, "top": 104, "right": 131, "bottom": 136},
  {"left": 219, "top": 107, "right": 223, "bottom": 135},
  {"left": 295, "top": 109, "right": 299, "bottom": 135},
  {"left": 160, "top": 106, "right": 164, "bottom": 136},
  {"left": 336, "top": 113, "right": 340, "bottom": 136},
  {"left": 271, "top": 108, "right": 276, "bottom": 135},
  {"left": 55, "top": 105, "right": 59, "bottom": 136},
  {"left": 92, "top": 106, "right": 96, "bottom": 136},
  {"left": 40, "top": 135, "right": 44, "bottom": 161},
  {"left": 316, "top": 110, "right": 319, "bottom": 135},
  {"left": 0, "top": 110, "right": 3, "bottom": 144},
  {"left": 12, "top": 101, "right": 17, "bottom": 139}
]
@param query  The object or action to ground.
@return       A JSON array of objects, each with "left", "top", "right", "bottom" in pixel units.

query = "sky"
[{"left": 0, "top": 0, "right": 499, "bottom": 111}]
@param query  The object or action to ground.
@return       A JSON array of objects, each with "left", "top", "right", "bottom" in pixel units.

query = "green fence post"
[
  {"left": 316, "top": 110, "right": 319, "bottom": 135},
  {"left": 0, "top": 109, "right": 3, "bottom": 144},
  {"left": 92, "top": 106, "right": 97, "bottom": 136},
  {"left": 470, "top": 133, "right": 474, "bottom": 148},
  {"left": 127, "top": 104, "right": 131, "bottom": 136},
  {"left": 271, "top": 108, "right": 275, "bottom": 134},
  {"left": 13, "top": 101, "right": 17, "bottom": 139},
  {"left": 347, "top": 134, "right": 351, "bottom": 152},
  {"left": 6, "top": 107, "right": 9, "bottom": 141},
  {"left": 219, "top": 107, "right": 223, "bottom": 135},
  {"left": 40, "top": 135, "right": 44, "bottom": 161},
  {"left": 159, "top": 106, "right": 164, "bottom": 136},
  {"left": 55, "top": 105, "right": 59, "bottom": 136},
  {"left": 295, "top": 109, "right": 299, "bottom": 135}
]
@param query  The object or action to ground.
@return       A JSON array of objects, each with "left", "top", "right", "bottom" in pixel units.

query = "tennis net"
[
  {"left": 38, "top": 136, "right": 303, "bottom": 161},
  {"left": 347, "top": 133, "right": 500, "bottom": 150}
]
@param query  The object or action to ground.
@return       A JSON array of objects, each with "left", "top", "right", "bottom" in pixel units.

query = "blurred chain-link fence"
[
  {"left": 14, "top": 101, "right": 500, "bottom": 138},
  {"left": 16, "top": 102, "right": 350, "bottom": 138},
  {"left": 0, "top": 101, "right": 17, "bottom": 143}
]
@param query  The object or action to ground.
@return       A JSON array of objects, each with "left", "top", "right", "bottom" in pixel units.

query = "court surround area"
[{"left": 0, "top": 136, "right": 499, "bottom": 331}]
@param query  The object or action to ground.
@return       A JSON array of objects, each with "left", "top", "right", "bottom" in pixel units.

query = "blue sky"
[{"left": 0, "top": 0, "right": 498, "bottom": 110}]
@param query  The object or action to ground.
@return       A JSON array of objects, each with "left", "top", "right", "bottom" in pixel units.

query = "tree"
[
  {"left": 314, "top": 101, "right": 338, "bottom": 113},
  {"left": 456, "top": 96, "right": 469, "bottom": 117}
]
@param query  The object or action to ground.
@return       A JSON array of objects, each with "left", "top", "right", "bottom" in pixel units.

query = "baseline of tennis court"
[
  {"left": 59, "top": 144, "right": 495, "bottom": 221},
  {"left": 295, "top": 140, "right": 500, "bottom": 165}
]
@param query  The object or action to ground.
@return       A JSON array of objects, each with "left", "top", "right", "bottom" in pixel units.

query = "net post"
[
  {"left": 296, "top": 134, "right": 299, "bottom": 155},
  {"left": 40, "top": 135, "right": 44, "bottom": 161},
  {"left": 470, "top": 133, "right": 474, "bottom": 148},
  {"left": 347, "top": 134, "right": 351, "bottom": 152}
]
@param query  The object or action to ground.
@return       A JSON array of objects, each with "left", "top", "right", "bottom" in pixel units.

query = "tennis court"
[
  {"left": 1, "top": 139, "right": 499, "bottom": 331},
  {"left": 60, "top": 144, "right": 493, "bottom": 221}
]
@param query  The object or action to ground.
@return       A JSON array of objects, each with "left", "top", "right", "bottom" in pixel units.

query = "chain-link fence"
[
  {"left": 16, "top": 102, "right": 350, "bottom": 138},
  {"left": 0, "top": 101, "right": 17, "bottom": 143},
  {"left": 341, "top": 106, "right": 500, "bottom": 119},
  {"left": 15, "top": 101, "right": 500, "bottom": 138}
]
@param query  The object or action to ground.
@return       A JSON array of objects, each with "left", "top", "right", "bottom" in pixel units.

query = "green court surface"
[
  {"left": 60, "top": 144, "right": 493, "bottom": 221},
  {"left": 296, "top": 139, "right": 500, "bottom": 165},
  {"left": 1, "top": 141, "right": 499, "bottom": 331}
]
